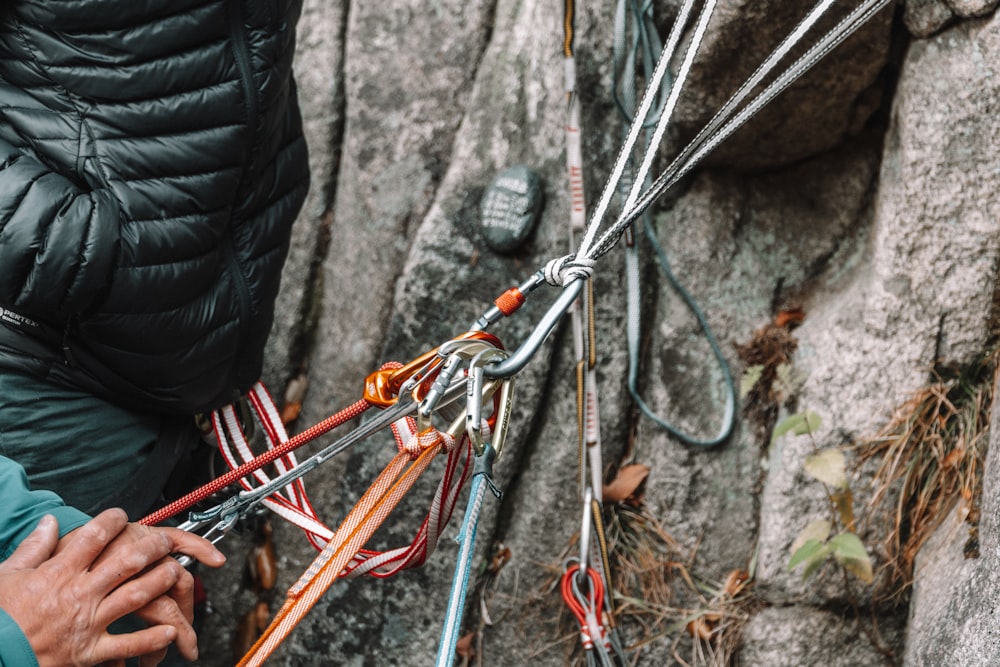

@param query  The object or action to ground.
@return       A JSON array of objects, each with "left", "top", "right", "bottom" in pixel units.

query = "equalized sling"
[
  {"left": 141, "top": 0, "right": 894, "bottom": 661},
  {"left": 240, "top": 429, "right": 455, "bottom": 666},
  {"left": 142, "top": 335, "right": 508, "bottom": 663}
]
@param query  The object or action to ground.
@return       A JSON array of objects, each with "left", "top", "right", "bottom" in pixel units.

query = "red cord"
[{"left": 140, "top": 398, "right": 371, "bottom": 526}]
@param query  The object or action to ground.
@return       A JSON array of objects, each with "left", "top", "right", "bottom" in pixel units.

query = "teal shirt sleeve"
[
  {"left": 0, "top": 608, "right": 38, "bottom": 667},
  {"left": 0, "top": 455, "right": 89, "bottom": 560},
  {"left": 0, "top": 456, "right": 89, "bottom": 666}
]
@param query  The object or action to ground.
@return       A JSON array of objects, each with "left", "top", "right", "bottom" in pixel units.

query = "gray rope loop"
[{"left": 544, "top": 255, "right": 596, "bottom": 286}]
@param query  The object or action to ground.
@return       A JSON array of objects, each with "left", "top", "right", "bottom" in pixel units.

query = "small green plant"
[{"left": 776, "top": 411, "right": 874, "bottom": 584}]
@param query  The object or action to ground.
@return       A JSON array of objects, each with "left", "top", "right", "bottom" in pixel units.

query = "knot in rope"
[
  {"left": 395, "top": 422, "right": 455, "bottom": 459},
  {"left": 438, "top": 430, "right": 457, "bottom": 453},
  {"left": 544, "top": 254, "right": 595, "bottom": 286}
]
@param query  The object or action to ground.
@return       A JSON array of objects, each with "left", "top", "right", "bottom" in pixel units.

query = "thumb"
[{"left": 4, "top": 515, "right": 60, "bottom": 570}]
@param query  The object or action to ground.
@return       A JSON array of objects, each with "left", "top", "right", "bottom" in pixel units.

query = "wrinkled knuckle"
[
  {"left": 155, "top": 531, "right": 172, "bottom": 552},
  {"left": 123, "top": 549, "right": 151, "bottom": 574},
  {"left": 154, "top": 533, "right": 175, "bottom": 559},
  {"left": 67, "top": 578, "right": 90, "bottom": 604},
  {"left": 125, "top": 583, "right": 150, "bottom": 609},
  {"left": 80, "top": 522, "right": 109, "bottom": 545},
  {"left": 175, "top": 567, "right": 194, "bottom": 592},
  {"left": 139, "top": 594, "right": 172, "bottom": 622}
]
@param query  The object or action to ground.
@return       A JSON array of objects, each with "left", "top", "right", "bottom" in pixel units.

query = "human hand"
[
  {"left": 0, "top": 509, "right": 224, "bottom": 667},
  {"left": 78, "top": 520, "right": 227, "bottom": 667}
]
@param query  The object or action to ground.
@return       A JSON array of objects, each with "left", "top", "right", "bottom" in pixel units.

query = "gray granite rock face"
[
  {"left": 946, "top": 0, "right": 1000, "bottom": 17},
  {"left": 740, "top": 606, "right": 905, "bottom": 667},
  {"left": 904, "top": 0, "right": 956, "bottom": 36},
  {"left": 197, "top": 1, "right": 1000, "bottom": 665}
]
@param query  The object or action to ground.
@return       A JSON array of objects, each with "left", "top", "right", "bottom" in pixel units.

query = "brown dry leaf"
[
  {"left": 687, "top": 617, "right": 714, "bottom": 641},
  {"left": 721, "top": 569, "right": 750, "bottom": 598},
  {"left": 487, "top": 544, "right": 512, "bottom": 574},
  {"left": 253, "top": 601, "right": 271, "bottom": 632},
  {"left": 284, "top": 373, "right": 310, "bottom": 404},
  {"left": 280, "top": 401, "right": 302, "bottom": 425},
  {"left": 833, "top": 489, "right": 855, "bottom": 532},
  {"left": 774, "top": 308, "right": 805, "bottom": 329},
  {"left": 603, "top": 463, "right": 651, "bottom": 504},
  {"left": 456, "top": 632, "right": 476, "bottom": 658},
  {"left": 232, "top": 604, "right": 267, "bottom": 659},
  {"left": 252, "top": 540, "right": 278, "bottom": 591},
  {"left": 248, "top": 520, "right": 278, "bottom": 591}
]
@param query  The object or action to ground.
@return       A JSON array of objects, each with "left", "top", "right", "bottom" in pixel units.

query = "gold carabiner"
[{"left": 362, "top": 330, "right": 502, "bottom": 408}]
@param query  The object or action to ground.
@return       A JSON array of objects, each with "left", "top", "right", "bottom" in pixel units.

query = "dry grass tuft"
[
  {"left": 606, "top": 502, "right": 758, "bottom": 667},
  {"left": 857, "top": 350, "right": 998, "bottom": 601}
]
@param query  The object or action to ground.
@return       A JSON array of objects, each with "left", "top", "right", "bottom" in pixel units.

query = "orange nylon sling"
[{"left": 237, "top": 425, "right": 458, "bottom": 665}]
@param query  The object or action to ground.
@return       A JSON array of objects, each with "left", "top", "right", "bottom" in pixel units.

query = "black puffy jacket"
[{"left": 0, "top": 0, "right": 309, "bottom": 414}]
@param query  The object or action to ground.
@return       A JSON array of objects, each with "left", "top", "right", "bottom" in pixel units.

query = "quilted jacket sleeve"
[{"left": 0, "top": 136, "right": 122, "bottom": 322}]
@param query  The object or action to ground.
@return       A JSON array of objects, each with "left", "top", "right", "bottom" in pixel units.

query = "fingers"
[
  {"left": 159, "top": 527, "right": 226, "bottom": 568},
  {"left": 1, "top": 514, "right": 59, "bottom": 571},
  {"left": 87, "top": 530, "right": 174, "bottom": 593},
  {"left": 166, "top": 559, "right": 195, "bottom": 625},
  {"left": 98, "top": 559, "right": 181, "bottom": 624},
  {"left": 58, "top": 508, "right": 130, "bottom": 572},
  {"left": 133, "top": 590, "right": 200, "bottom": 659},
  {"left": 135, "top": 598, "right": 200, "bottom": 661},
  {"left": 141, "top": 601, "right": 198, "bottom": 661},
  {"left": 35, "top": 515, "right": 220, "bottom": 665},
  {"left": 101, "top": 560, "right": 200, "bottom": 661},
  {"left": 90, "top": 624, "right": 177, "bottom": 666},
  {"left": 138, "top": 647, "right": 168, "bottom": 667}
]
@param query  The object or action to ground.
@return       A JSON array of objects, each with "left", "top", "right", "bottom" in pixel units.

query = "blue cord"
[{"left": 434, "top": 445, "right": 500, "bottom": 667}]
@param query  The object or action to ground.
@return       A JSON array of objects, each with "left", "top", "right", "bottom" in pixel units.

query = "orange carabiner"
[{"left": 362, "top": 330, "right": 502, "bottom": 408}]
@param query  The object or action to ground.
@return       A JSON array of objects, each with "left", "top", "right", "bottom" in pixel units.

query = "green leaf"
[
  {"left": 802, "top": 548, "right": 831, "bottom": 580},
  {"left": 791, "top": 519, "right": 831, "bottom": 556},
  {"left": 829, "top": 532, "right": 874, "bottom": 584},
  {"left": 788, "top": 539, "right": 828, "bottom": 570},
  {"left": 771, "top": 411, "right": 822, "bottom": 445},
  {"left": 788, "top": 539, "right": 832, "bottom": 580},
  {"left": 804, "top": 448, "right": 848, "bottom": 489},
  {"left": 740, "top": 365, "right": 764, "bottom": 399},
  {"left": 774, "top": 363, "right": 801, "bottom": 399}
]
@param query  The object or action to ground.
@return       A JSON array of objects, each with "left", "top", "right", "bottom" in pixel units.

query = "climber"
[{"left": 0, "top": 0, "right": 309, "bottom": 663}]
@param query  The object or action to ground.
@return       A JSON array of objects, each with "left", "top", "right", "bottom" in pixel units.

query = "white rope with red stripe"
[
  {"left": 214, "top": 383, "right": 332, "bottom": 549},
  {"left": 212, "top": 381, "right": 479, "bottom": 577}
]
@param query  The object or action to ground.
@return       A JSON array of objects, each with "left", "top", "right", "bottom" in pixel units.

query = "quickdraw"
[
  {"left": 142, "top": 331, "right": 514, "bottom": 663},
  {"left": 560, "top": 2, "right": 626, "bottom": 662}
]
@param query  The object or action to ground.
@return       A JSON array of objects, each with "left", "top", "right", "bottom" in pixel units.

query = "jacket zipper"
[
  {"left": 229, "top": 0, "right": 258, "bottom": 135},
  {"left": 227, "top": 0, "right": 257, "bottom": 389}
]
